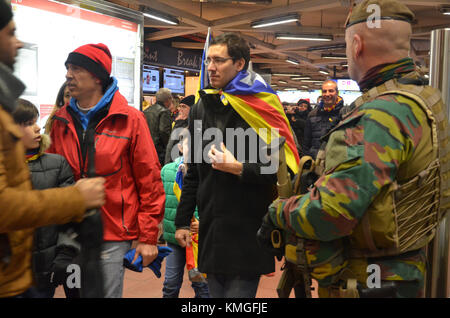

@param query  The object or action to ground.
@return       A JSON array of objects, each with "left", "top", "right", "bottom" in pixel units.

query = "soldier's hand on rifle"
[
  {"left": 256, "top": 212, "right": 284, "bottom": 261},
  {"left": 75, "top": 177, "right": 106, "bottom": 209},
  {"left": 208, "top": 143, "right": 243, "bottom": 176},
  {"left": 175, "top": 228, "right": 192, "bottom": 248}
]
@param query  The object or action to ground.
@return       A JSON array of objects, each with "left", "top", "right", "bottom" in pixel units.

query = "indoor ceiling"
[{"left": 107, "top": 0, "right": 450, "bottom": 90}]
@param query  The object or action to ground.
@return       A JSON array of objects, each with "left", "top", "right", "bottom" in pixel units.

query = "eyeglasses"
[{"left": 204, "top": 57, "right": 233, "bottom": 66}]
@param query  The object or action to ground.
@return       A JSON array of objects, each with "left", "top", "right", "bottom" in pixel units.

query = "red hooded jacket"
[{"left": 48, "top": 91, "right": 165, "bottom": 244}]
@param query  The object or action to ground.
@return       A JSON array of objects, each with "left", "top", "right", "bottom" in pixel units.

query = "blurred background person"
[{"left": 44, "top": 81, "right": 70, "bottom": 134}]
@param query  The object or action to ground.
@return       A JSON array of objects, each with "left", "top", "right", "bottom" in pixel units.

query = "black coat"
[
  {"left": 164, "top": 118, "right": 188, "bottom": 164},
  {"left": 288, "top": 110, "right": 309, "bottom": 156},
  {"left": 175, "top": 92, "right": 276, "bottom": 276},
  {"left": 143, "top": 103, "right": 172, "bottom": 165},
  {"left": 28, "top": 148, "right": 78, "bottom": 289},
  {"left": 303, "top": 99, "right": 344, "bottom": 158}
]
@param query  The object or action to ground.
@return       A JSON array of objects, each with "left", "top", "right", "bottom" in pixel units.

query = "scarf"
[
  {"left": 202, "top": 70, "right": 300, "bottom": 174},
  {"left": 69, "top": 77, "right": 119, "bottom": 130},
  {"left": 358, "top": 58, "right": 416, "bottom": 92},
  {"left": 25, "top": 148, "right": 41, "bottom": 163},
  {"left": 322, "top": 96, "right": 343, "bottom": 112}
]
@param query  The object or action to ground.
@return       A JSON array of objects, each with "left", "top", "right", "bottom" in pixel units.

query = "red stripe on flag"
[{"left": 236, "top": 94, "right": 299, "bottom": 164}]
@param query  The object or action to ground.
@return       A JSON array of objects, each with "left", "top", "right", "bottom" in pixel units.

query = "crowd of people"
[{"left": 1, "top": 0, "right": 448, "bottom": 299}]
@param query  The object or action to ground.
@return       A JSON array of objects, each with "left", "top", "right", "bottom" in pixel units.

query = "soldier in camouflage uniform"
[{"left": 261, "top": 0, "right": 450, "bottom": 298}]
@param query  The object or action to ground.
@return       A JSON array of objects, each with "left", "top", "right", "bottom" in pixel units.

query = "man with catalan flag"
[{"left": 175, "top": 33, "right": 299, "bottom": 298}]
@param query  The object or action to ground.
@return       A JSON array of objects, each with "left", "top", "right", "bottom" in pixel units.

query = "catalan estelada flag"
[{"left": 203, "top": 70, "right": 300, "bottom": 174}]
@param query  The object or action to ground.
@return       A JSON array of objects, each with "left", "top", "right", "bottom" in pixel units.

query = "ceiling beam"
[
  {"left": 145, "top": 27, "right": 206, "bottom": 41},
  {"left": 171, "top": 42, "right": 205, "bottom": 50},
  {"left": 222, "top": 25, "right": 345, "bottom": 36},
  {"left": 210, "top": 0, "right": 341, "bottom": 29}
]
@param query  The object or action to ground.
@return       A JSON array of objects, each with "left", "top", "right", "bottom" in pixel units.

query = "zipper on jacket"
[
  {"left": 121, "top": 192, "right": 129, "bottom": 235},
  {"left": 120, "top": 176, "right": 130, "bottom": 234}
]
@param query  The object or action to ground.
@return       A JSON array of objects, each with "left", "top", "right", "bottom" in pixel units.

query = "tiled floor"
[{"left": 54, "top": 258, "right": 318, "bottom": 298}]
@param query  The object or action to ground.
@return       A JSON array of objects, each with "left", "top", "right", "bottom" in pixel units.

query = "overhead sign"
[{"left": 144, "top": 42, "right": 202, "bottom": 71}]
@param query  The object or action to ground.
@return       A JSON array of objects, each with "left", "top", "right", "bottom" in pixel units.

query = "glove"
[
  {"left": 123, "top": 246, "right": 172, "bottom": 278},
  {"left": 256, "top": 212, "right": 284, "bottom": 261},
  {"left": 50, "top": 248, "right": 77, "bottom": 287}
]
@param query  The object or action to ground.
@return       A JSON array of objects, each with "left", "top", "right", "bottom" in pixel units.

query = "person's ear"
[
  {"left": 235, "top": 58, "right": 245, "bottom": 72},
  {"left": 353, "top": 33, "right": 364, "bottom": 59}
]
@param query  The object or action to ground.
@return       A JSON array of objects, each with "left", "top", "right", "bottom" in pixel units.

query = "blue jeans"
[
  {"left": 100, "top": 241, "right": 132, "bottom": 298},
  {"left": 206, "top": 273, "right": 260, "bottom": 298},
  {"left": 163, "top": 243, "right": 210, "bottom": 298}
]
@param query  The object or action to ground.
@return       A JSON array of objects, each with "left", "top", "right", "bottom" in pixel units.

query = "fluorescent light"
[
  {"left": 251, "top": 13, "right": 299, "bottom": 28},
  {"left": 276, "top": 33, "right": 333, "bottom": 41},
  {"left": 273, "top": 73, "right": 297, "bottom": 76},
  {"left": 302, "top": 80, "right": 323, "bottom": 83},
  {"left": 322, "top": 53, "right": 347, "bottom": 60},
  {"left": 319, "top": 70, "right": 329, "bottom": 75},
  {"left": 291, "top": 77, "right": 311, "bottom": 80},
  {"left": 284, "top": 88, "right": 297, "bottom": 91},
  {"left": 286, "top": 58, "right": 299, "bottom": 65},
  {"left": 143, "top": 12, "right": 178, "bottom": 25},
  {"left": 278, "top": 80, "right": 288, "bottom": 84},
  {"left": 440, "top": 6, "right": 450, "bottom": 15}
]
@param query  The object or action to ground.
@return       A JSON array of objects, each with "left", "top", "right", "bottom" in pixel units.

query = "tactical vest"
[
  {"left": 331, "top": 77, "right": 450, "bottom": 257},
  {"left": 284, "top": 75, "right": 450, "bottom": 292}
]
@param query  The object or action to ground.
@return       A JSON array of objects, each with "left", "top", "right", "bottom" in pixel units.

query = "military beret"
[
  {"left": 0, "top": 0, "right": 13, "bottom": 31},
  {"left": 346, "top": 0, "right": 415, "bottom": 28}
]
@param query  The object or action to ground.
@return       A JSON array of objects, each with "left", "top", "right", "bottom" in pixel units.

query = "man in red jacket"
[{"left": 48, "top": 43, "right": 165, "bottom": 298}]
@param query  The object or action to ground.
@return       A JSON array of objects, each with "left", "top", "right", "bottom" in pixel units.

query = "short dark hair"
[
  {"left": 211, "top": 33, "right": 250, "bottom": 71},
  {"left": 13, "top": 99, "right": 39, "bottom": 125}
]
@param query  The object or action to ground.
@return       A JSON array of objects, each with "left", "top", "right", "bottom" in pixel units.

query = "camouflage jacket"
[{"left": 269, "top": 58, "right": 431, "bottom": 297}]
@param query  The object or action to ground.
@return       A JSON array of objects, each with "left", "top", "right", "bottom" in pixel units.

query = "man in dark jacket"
[
  {"left": 288, "top": 99, "right": 311, "bottom": 157},
  {"left": 175, "top": 33, "right": 284, "bottom": 298},
  {"left": 164, "top": 95, "right": 195, "bottom": 164},
  {"left": 302, "top": 80, "right": 344, "bottom": 158},
  {"left": 144, "top": 88, "right": 173, "bottom": 165}
]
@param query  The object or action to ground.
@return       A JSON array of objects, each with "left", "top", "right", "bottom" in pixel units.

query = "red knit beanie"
[{"left": 65, "top": 43, "right": 112, "bottom": 86}]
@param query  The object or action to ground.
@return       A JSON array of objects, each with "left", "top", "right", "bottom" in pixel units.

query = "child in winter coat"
[
  {"left": 12, "top": 99, "right": 80, "bottom": 298},
  {"left": 161, "top": 130, "right": 209, "bottom": 298}
]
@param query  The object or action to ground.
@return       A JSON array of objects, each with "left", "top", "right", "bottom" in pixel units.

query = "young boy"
[
  {"left": 12, "top": 99, "right": 80, "bottom": 298},
  {"left": 161, "top": 130, "right": 209, "bottom": 298}
]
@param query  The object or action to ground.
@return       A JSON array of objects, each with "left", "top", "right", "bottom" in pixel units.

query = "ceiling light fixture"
[
  {"left": 286, "top": 58, "right": 300, "bottom": 65},
  {"left": 143, "top": 9, "right": 179, "bottom": 25},
  {"left": 272, "top": 73, "right": 297, "bottom": 76},
  {"left": 278, "top": 80, "right": 288, "bottom": 84},
  {"left": 251, "top": 13, "right": 299, "bottom": 28},
  {"left": 301, "top": 80, "right": 323, "bottom": 83},
  {"left": 276, "top": 33, "right": 333, "bottom": 41},
  {"left": 440, "top": 6, "right": 450, "bottom": 15},
  {"left": 319, "top": 70, "right": 329, "bottom": 75},
  {"left": 322, "top": 53, "right": 347, "bottom": 60},
  {"left": 291, "top": 76, "right": 311, "bottom": 80}
]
